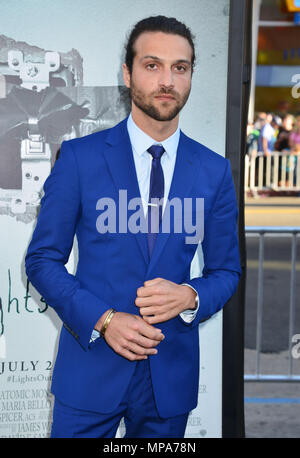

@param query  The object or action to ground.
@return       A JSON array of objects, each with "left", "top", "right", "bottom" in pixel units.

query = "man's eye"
[
  {"left": 175, "top": 65, "right": 187, "bottom": 72},
  {"left": 146, "top": 63, "right": 157, "bottom": 70}
]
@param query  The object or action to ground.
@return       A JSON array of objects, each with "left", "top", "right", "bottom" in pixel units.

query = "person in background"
[
  {"left": 289, "top": 115, "right": 300, "bottom": 187},
  {"left": 273, "top": 114, "right": 293, "bottom": 187},
  {"left": 274, "top": 114, "right": 294, "bottom": 152},
  {"left": 258, "top": 113, "right": 279, "bottom": 156},
  {"left": 253, "top": 112, "right": 266, "bottom": 131},
  {"left": 246, "top": 122, "right": 260, "bottom": 158},
  {"left": 247, "top": 113, "right": 268, "bottom": 195},
  {"left": 289, "top": 115, "right": 300, "bottom": 152},
  {"left": 257, "top": 114, "right": 281, "bottom": 192}
]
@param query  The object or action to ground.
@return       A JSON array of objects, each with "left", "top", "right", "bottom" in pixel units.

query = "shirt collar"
[{"left": 127, "top": 113, "right": 180, "bottom": 159}]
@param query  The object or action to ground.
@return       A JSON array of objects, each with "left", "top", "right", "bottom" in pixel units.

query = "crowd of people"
[
  {"left": 246, "top": 112, "right": 300, "bottom": 191},
  {"left": 247, "top": 112, "right": 300, "bottom": 158}
]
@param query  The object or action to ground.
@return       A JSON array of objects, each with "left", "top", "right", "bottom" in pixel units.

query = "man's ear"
[{"left": 122, "top": 63, "right": 131, "bottom": 89}]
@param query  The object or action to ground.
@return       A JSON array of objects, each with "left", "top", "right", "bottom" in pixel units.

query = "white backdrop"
[{"left": 0, "top": 0, "right": 229, "bottom": 438}]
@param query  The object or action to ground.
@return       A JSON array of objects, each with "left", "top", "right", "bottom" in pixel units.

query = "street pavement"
[
  {"left": 243, "top": 195, "right": 300, "bottom": 438},
  {"left": 245, "top": 196, "right": 300, "bottom": 227}
]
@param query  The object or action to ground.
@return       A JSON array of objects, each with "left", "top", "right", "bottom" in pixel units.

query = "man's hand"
[
  {"left": 95, "top": 311, "right": 165, "bottom": 361},
  {"left": 135, "top": 278, "right": 197, "bottom": 324}
]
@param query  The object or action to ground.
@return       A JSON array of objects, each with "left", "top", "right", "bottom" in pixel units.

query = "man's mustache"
[{"left": 154, "top": 88, "right": 179, "bottom": 98}]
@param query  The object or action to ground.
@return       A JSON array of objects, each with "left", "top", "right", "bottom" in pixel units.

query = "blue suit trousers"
[{"left": 50, "top": 358, "right": 189, "bottom": 438}]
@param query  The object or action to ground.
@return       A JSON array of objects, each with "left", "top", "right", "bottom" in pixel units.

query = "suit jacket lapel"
[{"left": 103, "top": 118, "right": 149, "bottom": 264}]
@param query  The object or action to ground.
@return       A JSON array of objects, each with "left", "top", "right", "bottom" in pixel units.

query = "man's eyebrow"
[
  {"left": 141, "top": 55, "right": 160, "bottom": 61},
  {"left": 141, "top": 55, "right": 191, "bottom": 65}
]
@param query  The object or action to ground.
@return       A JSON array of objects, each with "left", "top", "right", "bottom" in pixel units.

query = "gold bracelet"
[{"left": 100, "top": 308, "right": 116, "bottom": 337}]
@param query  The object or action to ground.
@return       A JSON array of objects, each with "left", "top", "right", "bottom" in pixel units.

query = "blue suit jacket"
[{"left": 25, "top": 117, "right": 241, "bottom": 418}]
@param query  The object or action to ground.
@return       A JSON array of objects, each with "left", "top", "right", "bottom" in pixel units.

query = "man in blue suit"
[{"left": 25, "top": 16, "right": 241, "bottom": 438}]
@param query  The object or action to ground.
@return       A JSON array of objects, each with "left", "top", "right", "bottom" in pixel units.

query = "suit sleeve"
[
  {"left": 182, "top": 158, "right": 241, "bottom": 327},
  {"left": 25, "top": 140, "right": 109, "bottom": 351}
]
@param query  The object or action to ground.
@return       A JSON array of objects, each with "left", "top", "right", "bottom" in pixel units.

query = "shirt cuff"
[
  {"left": 179, "top": 284, "right": 200, "bottom": 323},
  {"left": 89, "top": 329, "right": 101, "bottom": 343}
]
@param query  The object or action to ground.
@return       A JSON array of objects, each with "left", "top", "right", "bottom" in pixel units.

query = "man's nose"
[{"left": 158, "top": 68, "right": 174, "bottom": 89}]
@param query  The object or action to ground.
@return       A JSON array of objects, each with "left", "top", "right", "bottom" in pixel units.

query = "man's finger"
[
  {"left": 137, "top": 319, "right": 164, "bottom": 340},
  {"left": 140, "top": 306, "right": 155, "bottom": 316},
  {"left": 138, "top": 282, "right": 168, "bottom": 298},
  {"left": 137, "top": 284, "right": 162, "bottom": 297},
  {"left": 135, "top": 295, "right": 163, "bottom": 307},
  {"left": 131, "top": 334, "right": 163, "bottom": 348},
  {"left": 144, "top": 277, "right": 163, "bottom": 287},
  {"left": 126, "top": 341, "right": 158, "bottom": 356},
  {"left": 143, "top": 313, "right": 170, "bottom": 325},
  {"left": 121, "top": 348, "right": 148, "bottom": 361}
]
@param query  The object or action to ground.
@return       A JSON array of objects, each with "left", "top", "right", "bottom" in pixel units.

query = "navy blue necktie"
[{"left": 147, "top": 144, "right": 165, "bottom": 258}]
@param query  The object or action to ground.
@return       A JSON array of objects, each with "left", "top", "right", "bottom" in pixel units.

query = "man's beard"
[{"left": 129, "top": 81, "right": 191, "bottom": 122}]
